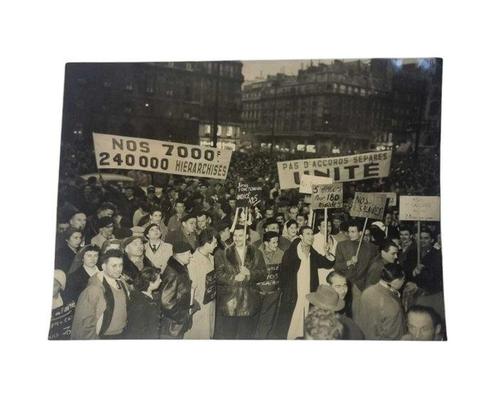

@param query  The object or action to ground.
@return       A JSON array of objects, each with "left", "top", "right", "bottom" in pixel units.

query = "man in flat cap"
[
  {"left": 160, "top": 241, "right": 199, "bottom": 339},
  {"left": 121, "top": 235, "right": 152, "bottom": 284},
  {"left": 90, "top": 216, "right": 115, "bottom": 249}
]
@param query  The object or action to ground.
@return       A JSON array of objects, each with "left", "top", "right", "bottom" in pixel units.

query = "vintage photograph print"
[{"left": 49, "top": 58, "right": 444, "bottom": 341}]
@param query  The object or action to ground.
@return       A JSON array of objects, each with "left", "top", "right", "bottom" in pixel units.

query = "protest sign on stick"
[
  {"left": 236, "top": 182, "right": 263, "bottom": 208},
  {"left": 350, "top": 192, "right": 388, "bottom": 257},
  {"left": 310, "top": 183, "right": 343, "bottom": 210},
  {"left": 93, "top": 132, "right": 232, "bottom": 180},
  {"left": 399, "top": 196, "right": 441, "bottom": 267},
  {"left": 399, "top": 196, "right": 440, "bottom": 221},
  {"left": 350, "top": 192, "right": 387, "bottom": 220}
]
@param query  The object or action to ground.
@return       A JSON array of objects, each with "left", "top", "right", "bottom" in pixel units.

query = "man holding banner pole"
[
  {"left": 335, "top": 192, "right": 386, "bottom": 321},
  {"left": 334, "top": 220, "right": 377, "bottom": 322}
]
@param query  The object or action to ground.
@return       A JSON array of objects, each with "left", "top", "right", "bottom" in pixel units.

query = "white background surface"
[{"left": 1, "top": 1, "right": 496, "bottom": 404}]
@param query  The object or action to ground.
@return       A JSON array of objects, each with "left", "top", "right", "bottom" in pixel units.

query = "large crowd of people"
[{"left": 49, "top": 148, "right": 444, "bottom": 340}]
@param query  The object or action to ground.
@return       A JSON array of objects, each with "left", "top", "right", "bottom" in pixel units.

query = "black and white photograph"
[
  {"left": 4, "top": 2, "right": 498, "bottom": 404},
  {"left": 50, "top": 58, "right": 444, "bottom": 341}
]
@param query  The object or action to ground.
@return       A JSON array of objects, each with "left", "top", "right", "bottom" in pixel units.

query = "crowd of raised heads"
[{"left": 50, "top": 149, "right": 443, "bottom": 340}]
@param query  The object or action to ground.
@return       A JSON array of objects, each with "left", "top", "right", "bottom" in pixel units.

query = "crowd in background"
[{"left": 50, "top": 148, "right": 444, "bottom": 340}]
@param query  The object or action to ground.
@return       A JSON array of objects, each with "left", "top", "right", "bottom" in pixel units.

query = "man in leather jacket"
[
  {"left": 160, "top": 241, "right": 199, "bottom": 339},
  {"left": 214, "top": 225, "right": 267, "bottom": 339}
]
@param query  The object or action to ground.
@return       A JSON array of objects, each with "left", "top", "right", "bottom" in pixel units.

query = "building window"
[
  {"left": 103, "top": 80, "right": 112, "bottom": 88},
  {"left": 186, "top": 63, "right": 193, "bottom": 71},
  {"left": 125, "top": 82, "right": 133, "bottom": 91}
]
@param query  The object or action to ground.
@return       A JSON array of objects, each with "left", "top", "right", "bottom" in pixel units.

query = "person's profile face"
[
  {"left": 207, "top": 237, "right": 218, "bottom": 254},
  {"left": 183, "top": 218, "right": 197, "bottom": 234},
  {"left": 382, "top": 246, "right": 399, "bottom": 264},
  {"left": 177, "top": 251, "right": 192, "bottom": 265}
]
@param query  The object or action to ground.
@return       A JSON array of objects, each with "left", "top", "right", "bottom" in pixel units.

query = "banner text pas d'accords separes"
[
  {"left": 93, "top": 133, "right": 232, "bottom": 180},
  {"left": 277, "top": 150, "right": 392, "bottom": 189}
]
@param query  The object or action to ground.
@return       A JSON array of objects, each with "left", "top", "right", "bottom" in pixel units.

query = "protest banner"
[
  {"left": 310, "top": 183, "right": 343, "bottom": 210},
  {"left": 48, "top": 302, "right": 75, "bottom": 340},
  {"left": 399, "top": 196, "right": 441, "bottom": 221},
  {"left": 399, "top": 196, "right": 441, "bottom": 266},
  {"left": 299, "top": 174, "right": 333, "bottom": 194},
  {"left": 203, "top": 270, "right": 217, "bottom": 304},
  {"left": 350, "top": 192, "right": 388, "bottom": 220},
  {"left": 93, "top": 132, "right": 232, "bottom": 180},
  {"left": 371, "top": 192, "right": 397, "bottom": 207},
  {"left": 236, "top": 182, "right": 263, "bottom": 208},
  {"left": 277, "top": 150, "right": 392, "bottom": 189}
]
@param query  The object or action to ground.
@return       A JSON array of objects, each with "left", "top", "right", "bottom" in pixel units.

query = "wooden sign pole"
[
  {"left": 355, "top": 217, "right": 368, "bottom": 258},
  {"left": 324, "top": 207, "right": 328, "bottom": 253},
  {"left": 417, "top": 220, "right": 421, "bottom": 267},
  {"left": 241, "top": 207, "right": 248, "bottom": 266}
]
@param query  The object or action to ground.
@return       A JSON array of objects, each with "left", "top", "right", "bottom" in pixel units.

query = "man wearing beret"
[
  {"left": 160, "top": 241, "right": 199, "bottom": 339},
  {"left": 90, "top": 216, "right": 115, "bottom": 249}
]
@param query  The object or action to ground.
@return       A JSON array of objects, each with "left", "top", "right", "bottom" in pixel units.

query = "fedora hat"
[{"left": 306, "top": 285, "right": 345, "bottom": 312}]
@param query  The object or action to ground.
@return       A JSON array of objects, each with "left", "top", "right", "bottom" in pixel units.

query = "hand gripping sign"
[{"left": 93, "top": 132, "right": 232, "bottom": 180}]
